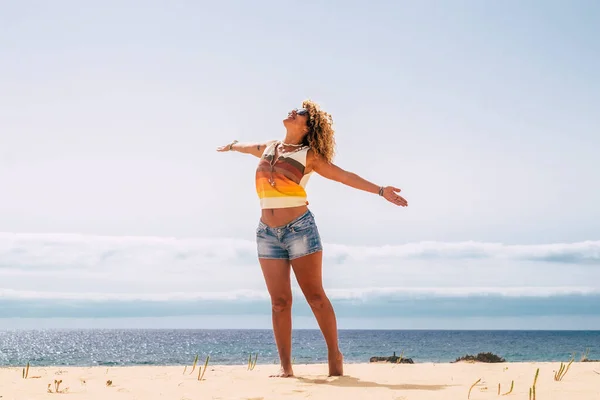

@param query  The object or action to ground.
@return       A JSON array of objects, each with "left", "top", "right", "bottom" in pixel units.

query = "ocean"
[{"left": 0, "top": 329, "right": 598, "bottom": 367}]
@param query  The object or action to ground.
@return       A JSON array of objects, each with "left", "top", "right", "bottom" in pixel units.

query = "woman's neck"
[{"left": 282, "top": 130, "right": 304, "bottom": 146}]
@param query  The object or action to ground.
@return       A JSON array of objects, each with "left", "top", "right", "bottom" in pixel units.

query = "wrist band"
[
  {"left": 228, "top": 140, "right": 239, "bottom": 151},
  {"left": 378, "top": 186, "right": 384, "bottom": 196}
]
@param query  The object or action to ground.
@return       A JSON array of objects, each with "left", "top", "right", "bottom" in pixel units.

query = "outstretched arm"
[
  {"left": 310, "top": 153, "right": 408, "bottom": 207},
  {"left": 216, "top": 140, "right": 276, "bottom": 158}
]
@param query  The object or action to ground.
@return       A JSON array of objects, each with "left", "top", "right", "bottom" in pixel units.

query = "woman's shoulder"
[
  {"left": 305, "top": 147, "right": 320, "bottom": 171},
  {"left": 264, "top": 139, "right": 279, "bottom": 148},
  {"left": 261, "top": 140, "right": 278, "bottom": 150}
]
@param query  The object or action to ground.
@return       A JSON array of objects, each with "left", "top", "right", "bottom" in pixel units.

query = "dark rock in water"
[
  {"left": 453, "top": 352, "right": 506, "bottom": 363},
  {"left": 369, "top": 351, "right": 414, "bottom": 364}
]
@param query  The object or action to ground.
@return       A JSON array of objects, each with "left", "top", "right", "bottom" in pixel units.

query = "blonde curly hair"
[{"left": 301, "top": 99, "right": 336, "bottom": 163}]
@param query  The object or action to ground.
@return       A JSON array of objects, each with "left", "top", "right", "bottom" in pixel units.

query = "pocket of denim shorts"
[
  {"left": 256, "top": 222, "right": 267, "bottom": 234},
  {"left": 290, "top": 217, "right": 315, "bottom": 233}
]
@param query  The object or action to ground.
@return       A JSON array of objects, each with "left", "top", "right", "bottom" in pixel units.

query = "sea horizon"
[
  {"left": 2, "top": 328, "right": 598, "bottom": 367},
  {"left": 3, "top": 327, "right": 600, "bottom": 331}
]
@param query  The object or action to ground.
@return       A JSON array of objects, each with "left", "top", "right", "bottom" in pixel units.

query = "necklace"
[{"left": 280, "top": 140, "right": 303, "bottom": 147}]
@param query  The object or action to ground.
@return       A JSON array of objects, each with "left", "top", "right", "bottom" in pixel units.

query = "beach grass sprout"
[
  {"left": 580, "top": 348, "right": 591, "bottom": 362},
  {"left": 47, "top": 379, "right": 69, "bottom": 394},
  {"left": 189, "top": 354, "right": 199, "bottom": 375},
  {"left": 22, "top": 362, "right": 30, "bottom": 379},
  {"left": 248, "top": 353, "right": 258, "bottom": 371},
  {"left": 468, "top": 378, "right": 481, "bottom": 399},
  {"left": 528, "top": 368, "right": 539, "bottom": 400},
  {"left": 501, "top": 380, "right": 514, "bottom": 395},
  {"left": 554, "top": 355, "right": 574, "bottom": 381},
  {"left": 197, "top": 355, "right": 210, "bottom": 381},
  {"left": 396, "top": 350, "right": 405, "bottom": 364}
]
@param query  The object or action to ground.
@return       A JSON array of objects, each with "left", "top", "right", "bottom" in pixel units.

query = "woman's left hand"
[{"left": 382, "top": 186, "right": 408, "bottom": 207}]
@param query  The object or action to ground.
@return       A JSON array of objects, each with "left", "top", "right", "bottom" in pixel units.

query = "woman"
[{"left": 217, "top": 100, "right": 408, "bottom": 378}]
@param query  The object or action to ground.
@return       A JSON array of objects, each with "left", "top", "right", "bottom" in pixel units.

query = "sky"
[{"left": 1, "top": 0, "right": 599, "bottom": 330}]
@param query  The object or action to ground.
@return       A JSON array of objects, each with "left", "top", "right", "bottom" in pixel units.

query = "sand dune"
[{"left": 2, "top": 362, "right": 599, "bottom": 399}]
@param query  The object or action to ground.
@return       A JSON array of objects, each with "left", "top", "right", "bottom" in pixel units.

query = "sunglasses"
[{"left": 293, "top": 108, "right": 309, "bottom": 116}]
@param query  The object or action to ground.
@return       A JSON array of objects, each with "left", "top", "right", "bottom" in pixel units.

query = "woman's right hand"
[{"left": 216, "top": 140, "right": 238, "bottom": 152}]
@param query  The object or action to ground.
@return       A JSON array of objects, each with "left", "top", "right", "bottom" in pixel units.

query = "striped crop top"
[{"left": 255, "top": 141, "right": 312, "bottom": 209}]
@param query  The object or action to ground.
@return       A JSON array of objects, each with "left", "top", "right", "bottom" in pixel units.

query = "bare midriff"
[{"left": 260, "top": 205, "right": 308, "bottom": 228}]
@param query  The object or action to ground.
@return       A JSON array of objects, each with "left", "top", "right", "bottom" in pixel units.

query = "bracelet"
[
  {"left": 378, "top": 186, "right": 384, "bottom": 196},
  {"left": 228, "top": 140, "right": 239, "bottom": 151}
]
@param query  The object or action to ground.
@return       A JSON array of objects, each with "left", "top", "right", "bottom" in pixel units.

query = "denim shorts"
[{"left": 256, "top": 210, "right": 323, "bottom": 260}]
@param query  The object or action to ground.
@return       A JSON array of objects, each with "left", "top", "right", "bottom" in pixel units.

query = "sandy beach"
[{"left": 2, "top": 361, "right": 599, "bottom": 400}]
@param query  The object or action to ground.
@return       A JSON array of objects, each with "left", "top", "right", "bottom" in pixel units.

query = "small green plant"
[
  {"left": 396, "top": 350, "right": 405, "bottom": 364},
  {"left": 47, "top": 379, "right": 69, "bottom": 394},
  {"left": 189, "top": 354, "right": 199, "bottom": 375},
  {"left": 197, "top": 355, "right": 210, "bottom": 381},
  {"left": 501, "top": 380, "right": 514, "bottom": 396},
  {"left": 554, "top": 355, "right": 575, "bottom": 381},
  {"left": 247, "top": 353, "right": 258, "bottom": 371},
  {"left": 468, "top": 378, "right": 481, "bottom": 400},
  {"left": 22, "top": 361, "right": 30, "bottom": 379},
  {"left": 580, "top": 348, "right": 590, "bottom": 362},
  {"left": 528, "top": 368, "right": 539, "bottom": 400}
]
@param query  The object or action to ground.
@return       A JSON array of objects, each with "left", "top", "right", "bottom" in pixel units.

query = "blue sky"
[{"left": 1, "top": 0, "right": 599, "bottom": 329}]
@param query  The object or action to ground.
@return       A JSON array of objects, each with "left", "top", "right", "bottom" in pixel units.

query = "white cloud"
[
  {"left": 1, "top": 286, "right": 598, "bottom": 302},
  {"left": 3, "top": 233, "right": 599, "bottom": 265},
  {"left": 1, "top": 233, "right": 600, "bottom": 304},
  {"left": 325, "top": 240, "right": 600, "bottom": 264},
  {"left": 0, "top": 288, "right": 268, "bottom": 301},
  {"left": 326, "top": 286, "right": 600, "bottom": 299}
]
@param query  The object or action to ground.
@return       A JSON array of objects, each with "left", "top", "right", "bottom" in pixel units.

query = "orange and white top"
[{"left": 255, "top": 142, "right": 312, "bottom": 209}]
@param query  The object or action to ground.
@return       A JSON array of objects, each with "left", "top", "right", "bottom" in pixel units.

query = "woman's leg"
[
  {"left": 291, "top": 251, "right": 344, "bottom": 376},
  {"left": 259, "top": 258, "right": 294, "bottom": 377}
]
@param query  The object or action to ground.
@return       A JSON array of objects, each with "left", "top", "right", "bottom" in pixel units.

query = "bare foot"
[
  {"left": 269, "top": 365, "right": 294, "bottom": 378},
  {"left": 328, "top": 351, "right": 344, "bottom": 376}
]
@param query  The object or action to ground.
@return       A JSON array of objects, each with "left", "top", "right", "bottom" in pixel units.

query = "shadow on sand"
[{"left": 296, "top": 376, "right": 450, "bottom": 391}]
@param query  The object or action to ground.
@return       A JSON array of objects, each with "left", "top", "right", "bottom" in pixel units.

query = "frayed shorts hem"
[{"left": 258, "top": 247, "right": 323, "bottom": 261}]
